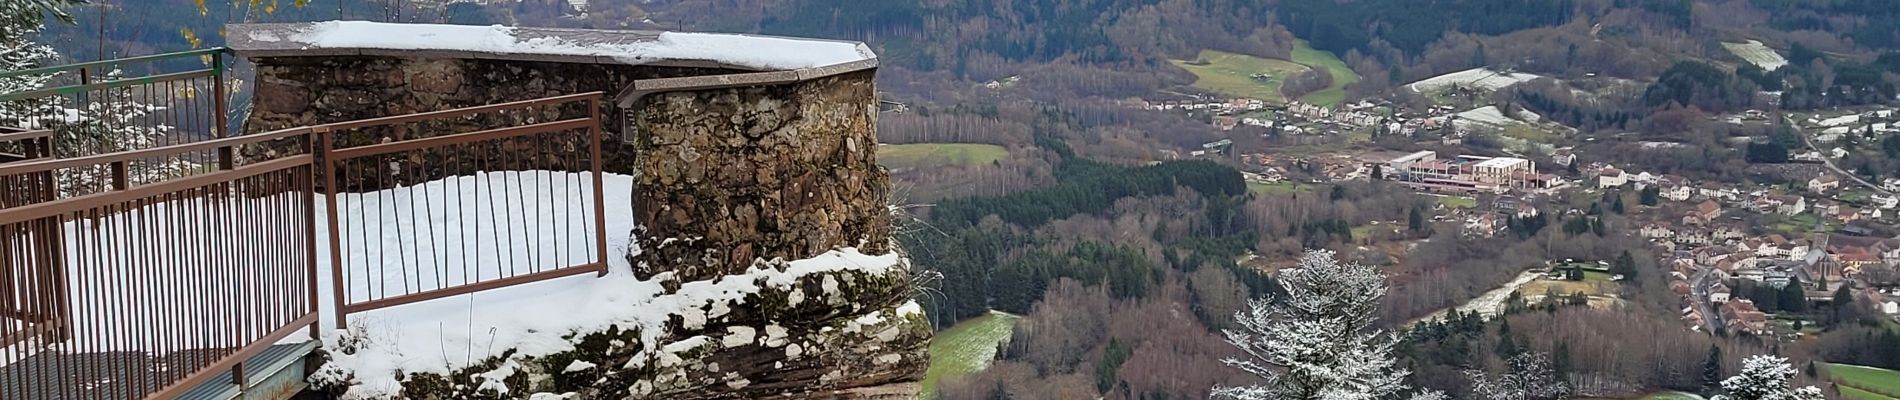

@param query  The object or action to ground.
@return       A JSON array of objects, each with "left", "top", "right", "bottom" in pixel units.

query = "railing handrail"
[
  {"left": 0, "top": 47, "right": 229, "bottom": 80},
  {"left": 0, "top": 69, "right": 220, "bottom": 102},
  {"left": 0, "top": 155, "right": 312, "bottom": 223},
  {"left": 0, "top": 126, "right": 310, "bottom": 177}
]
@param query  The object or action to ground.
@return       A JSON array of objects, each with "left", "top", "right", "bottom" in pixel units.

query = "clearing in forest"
[
  {"left": 1290, "top": 40, "right": 1361, "bottom": 107},
  {"left": 878, "top": 143, "right": 1008, "bottom": 171},
  {"left": 1722, "top": 40, "right": 1789, "bottom": 71},
  {"left": 1169, "top": 49, "right": 1311, "bottom": 103},
  {"left": 921, "top": 311, "right": 1022, "bottom": 397}
]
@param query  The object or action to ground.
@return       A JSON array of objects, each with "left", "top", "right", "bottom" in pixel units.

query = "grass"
[
  {"left": 1249, "top": 181, "right": 1312, "bottom": 195},
  {"left": 1641, "top": 391, "right": 1706, "bottom": 400},
  {"left": 1435, "top": 195, "right": 1478, "bottom": 209},
  {"left": 1822, "top": 363, "right": 1900, "bottom": 399},
  {"left": 922, "top": 312, "right": 1021, "bottom": 397},
  {"left": 878, "top": 143, "right": 1008, "bottom": 171},
  {"left": 1842, "top": 385, "right": 1899, "bottom": 400},
  {"left": 1169, "top": 49, "right": 1311, "bottom": 103},
  {"left": 1290, "top": 40, "right": 1362, "bottom": 107}
]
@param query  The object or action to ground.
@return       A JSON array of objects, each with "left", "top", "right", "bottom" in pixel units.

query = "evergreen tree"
[
  {"left": 1409, "top": 206, "right": 1425, "bottom": 233},
  {"left": 1711, "top": 355, "right": 1822, "bottom": 400},
  {"left": 1612, "top": 251, "right": 1638, "bottom": 282},
  {"left": 1778, "top": 278, "right": 1807, "bottom": 313},
  {"left": 1216, "top": 250, "right": 1409, "bottom": 400},
  {"left": 1640, "top": 186, "right": 1661, "bottom": 206},
  {"left": 1703, "top": 345, "right": 1723, "bottom": 391},
  {"left": 1466, "top": 352, "right": 1571, "bottom": 400}
]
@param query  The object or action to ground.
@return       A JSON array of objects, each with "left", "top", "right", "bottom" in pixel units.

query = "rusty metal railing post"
[
  {"left": 214, "top": 53, "right": 235, "bottom": 172},
  {"left": 317, "top": 126, "right": 348, "bottom": 330},
  {"left": 302, "top": 128, "right": 322, "bottom": 339},
  {"left": 590, "top": 96, "right": 609, "bottom": 277}
]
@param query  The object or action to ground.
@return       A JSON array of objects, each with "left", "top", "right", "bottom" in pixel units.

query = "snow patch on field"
[
  {"left": 289, "top": 21, "right": 874, "bottom": 70},
  {"left": 1454, "top": 106, "right": 1524, "bottom": 127},
  {"left": 1722, "top": 40, "right": 1788, "bottom": 71},
  {"left": 1819, "top": 114, "right": 1861, "bottom": 127},
  {"left": 1407, "top": 68, "right": 1543, "bottom": 93}
]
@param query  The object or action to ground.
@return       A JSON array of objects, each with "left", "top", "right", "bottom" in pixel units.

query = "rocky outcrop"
[{"left": 239, "top": 37, "right": 919, "bottom": 400}]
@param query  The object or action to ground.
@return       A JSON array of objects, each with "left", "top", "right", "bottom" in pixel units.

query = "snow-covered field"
[
  {"left": 1407, "top": 68, "right": 1543, "bottom": 93},
  {"left": 1408, "top": 270, "right": 1541, "bottom": 326},
  {"left": 1818, "top": 114, "right": 1861, "bottom": 127},
  {"left": 1453, "top": 106, "right": 1525, "bottom": 127},
  {"left": 1722, "top": 40, "right": 1788, "bottom": 71}
]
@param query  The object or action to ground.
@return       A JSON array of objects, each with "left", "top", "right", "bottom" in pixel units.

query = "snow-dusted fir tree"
[
  {"left": 0, "top": 3, "right": 61, "bottom": 128},
  {"left": 1711, "top": 355, "right": 1823, "bottom": 400},
  {"left": 1467, "top": 352, "right": 1571, "bottom": 400},
  {"left": 1215, "top": 249, "right": 1409, "bottom": 400}
]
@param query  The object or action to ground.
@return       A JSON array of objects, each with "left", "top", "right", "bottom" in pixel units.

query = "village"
[{"left": 1136, "top": 67, "right": 1900, "bottom": 339}]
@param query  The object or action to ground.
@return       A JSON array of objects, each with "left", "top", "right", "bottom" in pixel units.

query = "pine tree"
[
  {"left": 1703, "top": 345, "right": 1724, "bottom": 391},
  {"left": 1711, "top": 355, "right": 1822, "bottom": 400},
  {"left": 1216, "top": 249, "right": 1409, "bottom": 400},
  {"left": 1409, "top": 206, "right": 1425, "bottom": 233},
  {"left": 0, "top": 4, "right": 61, "bottom": 128},
  {"left": 1466, "top": 352, "right": 1571, "bottom": 400}
]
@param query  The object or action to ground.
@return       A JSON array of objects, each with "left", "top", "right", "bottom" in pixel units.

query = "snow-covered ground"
[
  {"left": 1818, "top": 114, "right": 1861, "bottom": 127},
  {"left": 1407, "top": 68, "right": 1543, "bottom": 93},
  {"left": 1453, "top": 106, "right": 1526, "bottom": 127},
  {"left": 275, "top": 21, "right": 874, "bottom": 70},
  {"left": 1722, "top": 40, "right": 1788, "bottom": 71},
  {"left": 1408, "top": 270, "right": 1541, "bottom": 326}
]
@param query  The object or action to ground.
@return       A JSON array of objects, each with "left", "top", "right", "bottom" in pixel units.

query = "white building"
[{"left": 1598, "top": 167, "right": 1628, "bottom": 189}]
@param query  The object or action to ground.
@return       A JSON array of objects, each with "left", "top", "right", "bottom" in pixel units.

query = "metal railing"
[
  {"left": 0, "top": 126, "right": 318, "bottom": 400},
  {"left": 0, "top": 90, "right": 609, "bottom": 399},
  {"left": 0, "top": 48, "right": 235, "bottom": 199},
  {"left": 318, "top": 92, "right": 609, "bottom": 327}
]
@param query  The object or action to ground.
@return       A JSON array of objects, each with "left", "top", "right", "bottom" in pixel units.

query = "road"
[
  {"left": 1689, "top": 266, "right": 1723, "bottom": 333},
  {"left": 1790, "top": 115, "right": 1891, "bottom": 194}
]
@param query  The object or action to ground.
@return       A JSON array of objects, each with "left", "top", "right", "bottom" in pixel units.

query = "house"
[
  {"left": 1598, "top": 167, "right": 1628, "bottom": 188},
  {"left": 1712, "top": 226, "right": 1746, "bottom": 241},
  {"left": 1659, "top": 176, "right": 1693, "bottom": 201},
  {"left": 1722, "top": 300, "right": 1769, "bottom": 333},
  {"left": 1832, "top": 147, "right": 1851, "bottom": 159},
  {"left": 1641, "top": 223, "right": 1676, "bottom": 239},
  {"left": 1552, "top": 148, "right": 1575, "bottom": 166},
  {"left": 1810, "top": 175, "right": 1841, "bottom": 193},
  {"left": 1834, "top": 206, "right": 1863, "bottom": 223},
  {"left": 1873, "top": 194, "right": 1899, "bottom": 209},
  {"left": 1711, "top": 284, "right": 1732, "bottom": 304},
  {"left": 1694, "top": 200, "right": 1722, "bottom": 222},
  {"left": 1775, "top": 195, "right": 1808, "bottom": 215}
]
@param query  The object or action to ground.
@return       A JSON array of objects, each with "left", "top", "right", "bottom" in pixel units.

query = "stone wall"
[{"left": 625, "top": 70, "right": 890, "bottom": 282}]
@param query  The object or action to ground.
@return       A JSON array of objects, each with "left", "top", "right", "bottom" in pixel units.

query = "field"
[
  {"left": 1169, "top": 49, "right": 1312, "bottom": 103},
  {"left": 1408, "top": 67, "right": 1544, "bottom": 93},
  {"left": 878, "top": 143, "right": 1009, "bottom": 171},
  {"left": 1249, "top": 181, "right": 1312, "bottom": 195},
  {"left": 1521, "top": 270, "right": 1617, "bottom": 299},
  {"left": 922, "top": 312, "right": 1021, "bottom": 397},
  {"left": 1435, "top": 195, "right": 1478, "bottom": 209},
  {"left": 1641, "top": 391, "right": 1705, "bottom": 400},
  {"left": 1290, "top": 40, "right": 1361, "bottom": 107},
  {"left": 1722, "top": 40, "right": 1789, "bottom": 71},
  {"left": 1843, "top": 385, "right": 1897, "bottom": 400},
  {"left": 1822, "top": 363, "right": 1900, "bottom": 399}
]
